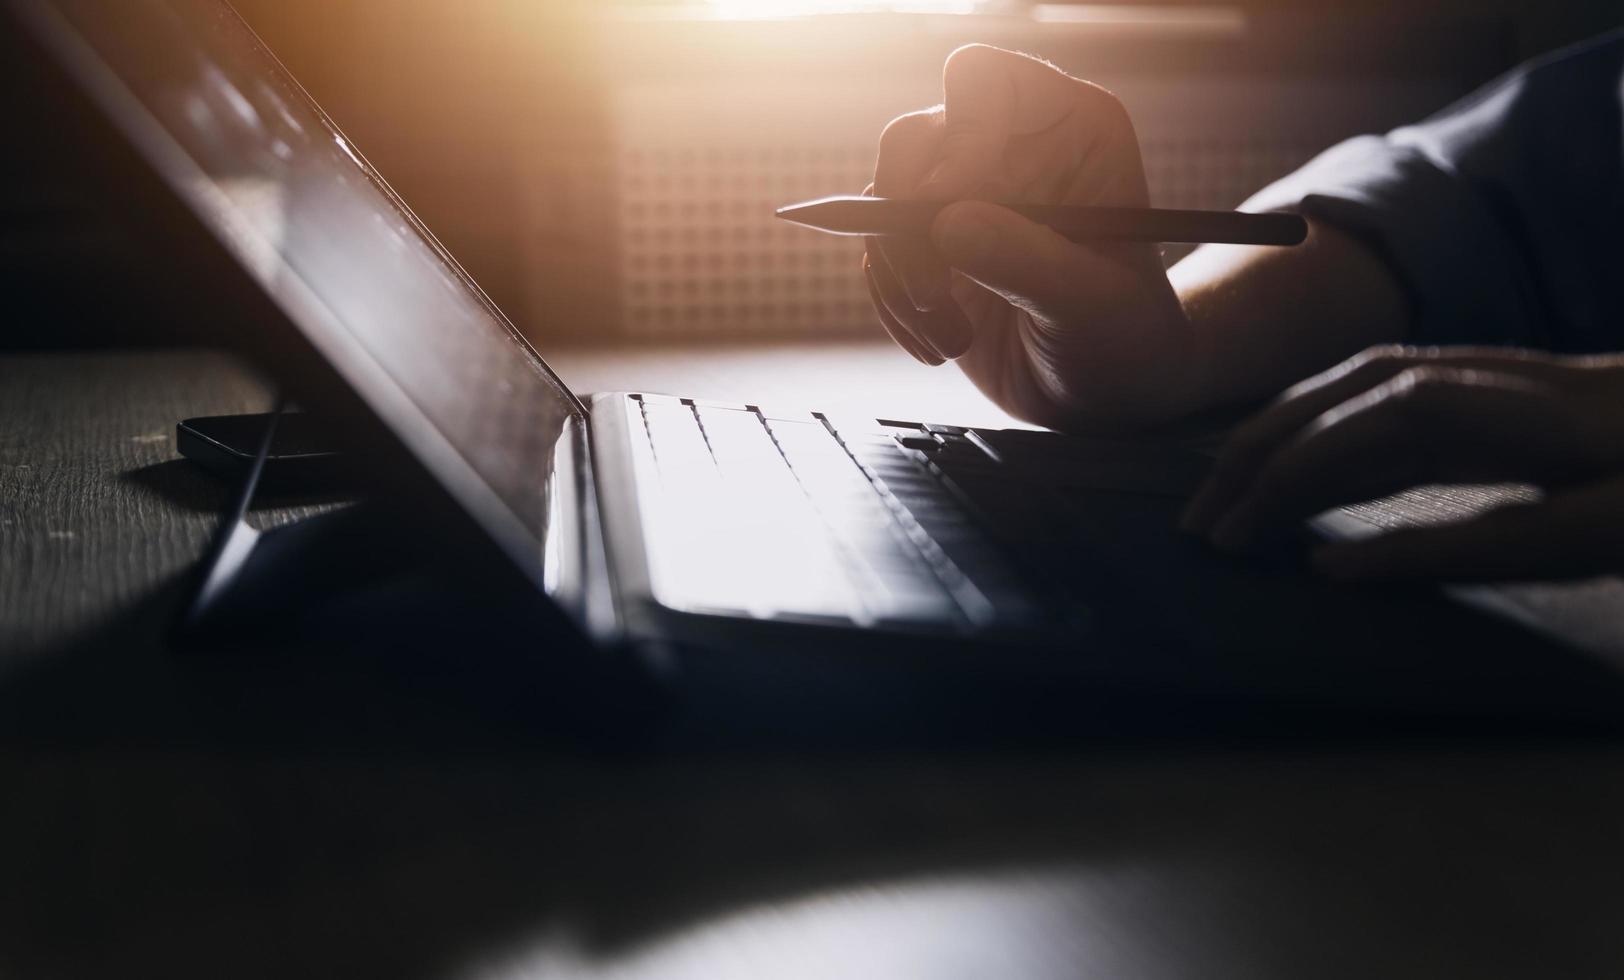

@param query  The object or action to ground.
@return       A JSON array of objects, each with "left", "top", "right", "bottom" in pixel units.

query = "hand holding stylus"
[
  {"left": 861, "top": 44, "right": 1209, "bottom": 431},
  {"left": 781, "top": 197, "right": 1306, "bottom": 247}
]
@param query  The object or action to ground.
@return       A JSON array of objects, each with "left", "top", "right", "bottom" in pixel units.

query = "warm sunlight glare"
[{"left": 707, "top": 0, "right": 978, "bottom": 19}]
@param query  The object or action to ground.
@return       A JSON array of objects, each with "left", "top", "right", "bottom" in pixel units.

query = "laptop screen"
[{"left": 23, "top": 0, "right": 583, "bottom": 580}]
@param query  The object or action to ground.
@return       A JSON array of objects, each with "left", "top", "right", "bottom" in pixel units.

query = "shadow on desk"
[
  {"left": 0, "top": 582, "right": 1175, "bottom": 979},
  {"left": 5, "top": 584, "right": 1624, "bottom": 979}
]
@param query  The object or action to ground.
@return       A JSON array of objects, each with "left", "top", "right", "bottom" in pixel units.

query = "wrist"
[{"left": 1168, "top": 219, "right": 1412, "bottom": 416}]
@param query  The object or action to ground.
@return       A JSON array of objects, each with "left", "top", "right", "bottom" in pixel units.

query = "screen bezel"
[{"left": 7, "top": 0, "right": 598, "bottom": 617}]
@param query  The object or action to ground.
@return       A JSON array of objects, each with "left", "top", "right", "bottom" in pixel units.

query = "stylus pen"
[{"left": 776, "top": 195, "right": 1308, "bottom": 246}]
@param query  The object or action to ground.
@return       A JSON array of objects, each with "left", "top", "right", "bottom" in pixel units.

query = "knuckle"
[
  {"left": 1352, "top": 343, "right": 1413, "bottom": 373},
  {"left": 943, "top": 42, "right": 1003, "bottom": 80},
  {"left": 1356, "top": 342, "right": 1410, "bottom": 364},
  {"left": 1386, "top": 366, "right": 1452, "bottom": 416},
  {"left": 1389, "top": 365, "right": 1434, "bottom": 390},
  {"left": 878, "top": 110, "right": 937, "bottom": 153},
  {"left": 1341, "top": 343, "right": 1419, "bottom": 390},
  {"left": 1075, "top": 81, "right": 1133, "bottom": 132},
  {"left": 1404, "top": 365, "right": 1456, "bottom": 389}
]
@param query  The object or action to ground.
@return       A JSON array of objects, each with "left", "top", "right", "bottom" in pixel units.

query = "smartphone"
[{"left": 177, "top": 412, "right": 352, "bottom": 493}]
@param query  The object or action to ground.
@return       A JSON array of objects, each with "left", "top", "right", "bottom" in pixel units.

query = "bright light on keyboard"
[{"left": 625, "top": 395, "right": 1045, "bottom": 632}]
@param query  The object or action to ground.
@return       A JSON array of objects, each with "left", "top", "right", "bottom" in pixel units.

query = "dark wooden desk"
[{"left": 5, "top": 347, "right": 1624, "bottom": 980}]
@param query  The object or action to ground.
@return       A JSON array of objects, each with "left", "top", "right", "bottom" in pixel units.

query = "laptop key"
[
  {"left": 896, "top": 435, "right": 940, "bottom": 452},
  {"left": 695, "top": 407, "right": 780, "bottom": 463},
  {"left": 880, "top": 464, "right": 1053, "bottom": 627},
  {"left": 636, "top": 404, "right": 871, "bottom": 622}
]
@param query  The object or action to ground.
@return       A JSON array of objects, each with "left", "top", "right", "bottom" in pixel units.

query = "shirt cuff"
[{"left": 1241, "top": 134, "right": 1544, "bottom": 348}]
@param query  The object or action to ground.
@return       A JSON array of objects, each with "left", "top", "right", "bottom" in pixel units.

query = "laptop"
[{"left": 11, "top": 0, "right": 1623, "bottom": 736}]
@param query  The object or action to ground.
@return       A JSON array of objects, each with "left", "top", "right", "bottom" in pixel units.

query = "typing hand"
[
  {"left": 862, "top": 44, "right": 1192, "bottom": 432},
  {"left": 1182, "top": 345, "right": 1624, "bottom": 581}
]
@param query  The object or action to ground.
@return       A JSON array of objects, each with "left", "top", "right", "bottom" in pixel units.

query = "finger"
[
  {"left": 873, "top": 111, "right": 952, "bottom": 311},
  {"left": 1314, "top": 477, "right": 1624, "bottom": 582},
  {"left": 876, "top": 237, "right": 952, "bottom": 315},
  {"left": 866, "top": 239, "right": 938, "bottom": 357},
  {"left": 862, "top": 185, "right": 936, "bottom": 359},
  {"left": 865, "top": 255, "right": 944, "bottom": 366},
  {"left": 1208, "top": 368, "right": 1585, "bottom": 552},
  {"left": 947, "top": 269, "right": 1004, "bottom": 325},
  {"left": 873, "top": 109, "right": 944, "bottom": 197},
  {"left": 867, "top": 239, "right": 973, "bottom": 359},
  {"left": 865, "top": 251, "right": 935, "bottom": 363},
  {"left": 930, "top": 199, "right": 1117, "bottom": 316},
  {"left": 1182, "top": 345, "right": 1566, "bottom": 535},
  {"left": 923, "top": 44, "right": 1112, "bottom": 200}
]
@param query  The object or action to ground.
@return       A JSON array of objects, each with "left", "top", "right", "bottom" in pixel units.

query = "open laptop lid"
[{"left": 10, "top": 0, "right": 601, "bottom": 617}]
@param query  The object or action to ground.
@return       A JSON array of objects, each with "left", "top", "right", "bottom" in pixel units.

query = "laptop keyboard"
[{"left": 629, "top": 395, "right": 1051, "bottom": 632}]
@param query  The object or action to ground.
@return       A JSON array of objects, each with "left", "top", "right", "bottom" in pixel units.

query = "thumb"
[
  {"left": 932, "top": 200, "right": 1101, "bottom": 313},
  {"left": 917, "top": 45, "right": 1083, "bottom": 199}
]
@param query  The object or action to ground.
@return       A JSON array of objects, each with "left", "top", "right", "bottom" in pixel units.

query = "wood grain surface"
[
  {"left": 0, "top": 349, "right": 265, "bottom": 656},
  {"left": 0, "top": 349, "right": 334, "bottom": 658},
  {"left": 4, "top": 349, "right": 1624, "bottom": 980}
]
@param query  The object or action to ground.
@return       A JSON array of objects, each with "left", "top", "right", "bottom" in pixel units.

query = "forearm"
[{"left": 1167, "top": 217, "right": 1414, "bottom": 417}]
